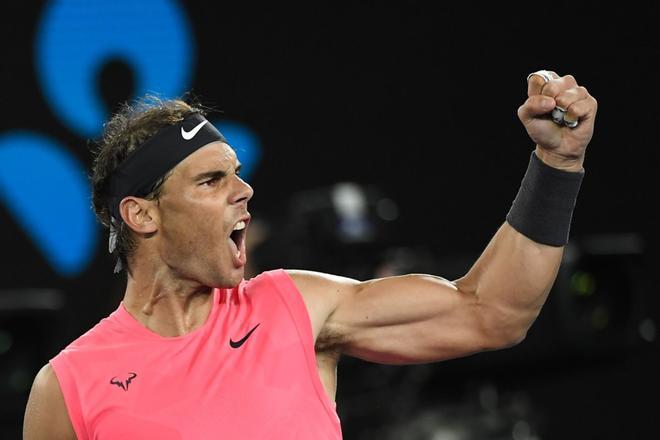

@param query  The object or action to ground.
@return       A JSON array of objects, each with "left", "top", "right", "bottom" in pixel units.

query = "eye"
[{"left": 201, "top": 177, "right": 219, "bottom": 186}]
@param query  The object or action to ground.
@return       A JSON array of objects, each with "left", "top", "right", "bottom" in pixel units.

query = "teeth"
[{"left": 233, "top": 221, "right": 246, "bottom": 231}]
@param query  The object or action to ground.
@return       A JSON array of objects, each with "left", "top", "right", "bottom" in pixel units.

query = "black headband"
[{"left": 106, "top": 113, "right": 226, "bottom": 221}]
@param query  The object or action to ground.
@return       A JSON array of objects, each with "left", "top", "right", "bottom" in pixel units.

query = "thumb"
[{"left": 517, "top": 95, "right": 556, "bottom": 123}]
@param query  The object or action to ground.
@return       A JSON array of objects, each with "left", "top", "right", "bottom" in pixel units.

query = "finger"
[
  {"left": 564, "top": 95, "right": 598, "bottom": 125},
  {"left": 554, "top": 86, "right": 590, "bottom": 124},
  {"left": 526, "top": 70, "right": 559, "bottom": 97},
  {"left": 517, "top": 95, "right": 556, "bottom": 122},
  {"left": 540, "top": 74, "right": 579, "bottom": 99},
  {"left": 554, "top": 86, "right": 590, "bottom": 112}
]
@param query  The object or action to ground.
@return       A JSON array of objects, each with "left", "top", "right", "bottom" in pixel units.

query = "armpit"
[{"left": 315, "top": 324, "right": 348, "bottom": 354}]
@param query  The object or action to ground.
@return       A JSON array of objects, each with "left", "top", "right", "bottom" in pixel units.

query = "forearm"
[
  {"left": 451, "top": 144, "right": 585, "bottom": 343},
  {"left": 454, "top": 222, "right": 564, "bottom": 344}
]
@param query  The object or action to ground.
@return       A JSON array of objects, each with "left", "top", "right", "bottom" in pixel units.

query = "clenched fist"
[{"left": 518, "top": 70, "right": 598, "bottom": 172}]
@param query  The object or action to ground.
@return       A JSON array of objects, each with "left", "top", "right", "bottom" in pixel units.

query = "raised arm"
[{"left": 290, "top": 70, "right": 597, "bottom": 364}]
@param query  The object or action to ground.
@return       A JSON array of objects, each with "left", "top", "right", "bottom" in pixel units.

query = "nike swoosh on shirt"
[
  {"left": 229, "top": 323, "right": 260, "bottom": 349},
  {"left": 181, "top": 120, "right": 208, "bottom": 140}
]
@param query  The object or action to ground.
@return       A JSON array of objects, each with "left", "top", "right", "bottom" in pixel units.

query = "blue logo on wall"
[
  {"left": 0, "top": 0, "right": 261, "bottom": 277},
  {"left": 0, "top": 133, "right": 95, "bottom": 276},
  {"left": 36, "top": 0, "right": 194, "bottom": 138}
]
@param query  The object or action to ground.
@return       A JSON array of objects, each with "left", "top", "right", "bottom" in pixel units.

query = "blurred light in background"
[
  {"left": 332, "top": 182, "right": 376, "bottom": 243},
  {"left": 638, "top": 318, "right": 656, "bottom": 343},
  {"left": 278, "top": 182, "right": 400, "bottom": 280}
]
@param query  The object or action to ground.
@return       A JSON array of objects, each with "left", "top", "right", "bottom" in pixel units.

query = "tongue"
[{"left": 228, "top": 237, "right": 240, "bottom": 260}]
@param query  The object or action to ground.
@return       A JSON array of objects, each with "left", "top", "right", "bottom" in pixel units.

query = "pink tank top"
[{"left": 50, "top": 269, "right": 342, "bottom": 439}]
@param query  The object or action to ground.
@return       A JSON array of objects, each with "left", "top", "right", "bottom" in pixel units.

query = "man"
[{"left": 23, "top": 70, "right": 596, "bottom": 439}]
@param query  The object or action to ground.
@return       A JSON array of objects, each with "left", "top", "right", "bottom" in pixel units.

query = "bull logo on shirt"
[{"left": 110, "top": 372, "right": 137, "bottom": 391}]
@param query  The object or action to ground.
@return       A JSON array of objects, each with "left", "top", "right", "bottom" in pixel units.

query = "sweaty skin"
[{"left": 23, "top": 71, "right": 597, "bottom": 439}]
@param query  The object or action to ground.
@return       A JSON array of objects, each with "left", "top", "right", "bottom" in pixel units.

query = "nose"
[{"left": 231, "top": 175, "right": 254, "bottom": 205}]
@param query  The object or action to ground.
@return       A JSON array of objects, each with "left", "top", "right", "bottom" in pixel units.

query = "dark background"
[{"left": 1, "top": 1, "right": 659, "bottom": 439}]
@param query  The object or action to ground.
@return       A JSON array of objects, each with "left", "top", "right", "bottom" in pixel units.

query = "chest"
[{"left": 81, "top": 323, "right": 333, "bottom": 439}]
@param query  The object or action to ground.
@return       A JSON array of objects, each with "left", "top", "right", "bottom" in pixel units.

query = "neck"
[{"left": 122, "top": 259, "right": 215, "bottom": 338}]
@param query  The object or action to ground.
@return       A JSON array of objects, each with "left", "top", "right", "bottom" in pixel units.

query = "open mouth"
[
  {"left": 228, "top": 217, "right": 249, "bottom": 266},
  {"left": 230, "top": 221, "right": 246, "bottom": 249}
]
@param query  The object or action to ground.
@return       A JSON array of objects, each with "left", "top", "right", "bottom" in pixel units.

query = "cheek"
[
  {"left": 190, "top": 215, "right": 231, "bottom": 251},
  {"left": 159, "top": 197, "right": 231, "bottom": 249}
]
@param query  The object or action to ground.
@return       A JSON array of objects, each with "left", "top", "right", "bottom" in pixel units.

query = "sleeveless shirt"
[{"left": 50, "top": 269, "right": 342, "bottom": 439}]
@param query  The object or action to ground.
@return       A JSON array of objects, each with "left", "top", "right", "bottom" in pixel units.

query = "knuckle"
[
  {"left": 541, "top": 83, "right": 556, "bottom": 96},
  {"left": 571, "top": 100, "right": 586, "bottom": 113},
  {"left": 517, "top": 101, "right": 532, "bottom": 118},
  {"left": 529, "top": 75, "right": 546, "bottom": 88}
]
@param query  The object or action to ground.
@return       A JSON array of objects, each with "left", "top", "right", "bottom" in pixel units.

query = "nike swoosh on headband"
[{"left": 181, "top": 120, "right": 208, "bottom": 140}]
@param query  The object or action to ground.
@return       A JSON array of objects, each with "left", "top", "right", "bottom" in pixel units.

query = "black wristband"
[{"left": 506, "top": 151, "right": 585, "bottom": 246}]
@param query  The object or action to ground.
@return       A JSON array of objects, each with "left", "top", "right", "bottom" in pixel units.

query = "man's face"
[{"left": 154, "top": 141, "right": 253, "bottom": 287}]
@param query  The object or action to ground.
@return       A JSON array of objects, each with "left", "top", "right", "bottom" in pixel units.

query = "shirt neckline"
[{"left": 112, "top": 288, "right": 222, "bottom": 341}]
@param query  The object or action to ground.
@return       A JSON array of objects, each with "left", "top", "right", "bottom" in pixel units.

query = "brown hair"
[{"left": 90, "top": 96, "right": 206, "bottom": 272}]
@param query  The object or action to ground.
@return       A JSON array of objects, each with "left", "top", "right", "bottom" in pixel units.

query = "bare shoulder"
[
  {"left": 285, "top": 269, "right": 358, "bottom": 298},
  {"left": 284, "top": 269, "right": 358, "bottom": 349},
  {"left": 24, "top": 363, "right": 77, "bottom": 440}
]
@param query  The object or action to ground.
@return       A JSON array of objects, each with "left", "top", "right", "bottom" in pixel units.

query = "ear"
[{"left": 118, "top": 197, "right": 159, "bottom": 234}]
